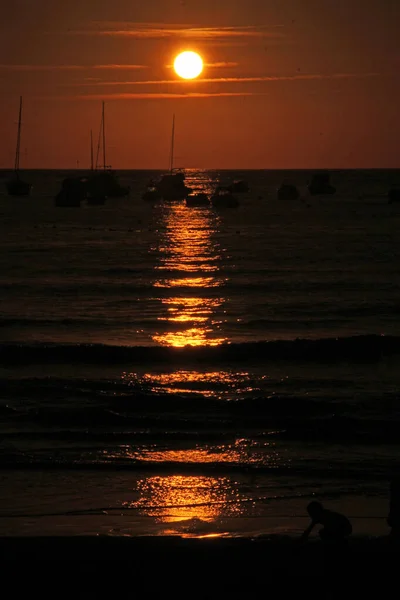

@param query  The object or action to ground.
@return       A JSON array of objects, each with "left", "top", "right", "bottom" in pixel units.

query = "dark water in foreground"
[{"left": 0, "top": 168, "right": 399, "bottom": 537}]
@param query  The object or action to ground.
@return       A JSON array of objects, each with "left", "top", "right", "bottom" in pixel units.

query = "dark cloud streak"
[{"left": 61, "top": 22, "right": 286, "bottom": 40}]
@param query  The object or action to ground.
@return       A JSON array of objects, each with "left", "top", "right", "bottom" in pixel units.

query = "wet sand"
[{"left": 0, "top": 534, "right": 397, "bottom": 572}]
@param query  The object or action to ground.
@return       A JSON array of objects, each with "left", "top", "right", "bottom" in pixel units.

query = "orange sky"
[{"left": 1, "top": 0, "right": 399, "bottom": 169}]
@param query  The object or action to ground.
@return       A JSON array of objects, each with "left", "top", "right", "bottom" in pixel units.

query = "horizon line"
[{"left": 0, "top": 167, "right": 399, "bottom": 172}]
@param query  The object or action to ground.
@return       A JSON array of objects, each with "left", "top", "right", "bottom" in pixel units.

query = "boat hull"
[
  {"left": 277, "top": 184, "right": 300, "bottom": 201},
  {"left": 186, "top": 193, "right": 210, "bottom": 206},
  {"left": 6, "top": 179, "right": 32, "bottom": 196},
  {"left": 86, "top": 195, "right": 106, "bottom": 206},
  {"left": 211, "top": 193, "right": 239, "bottom": 208},
  {"left": 143, "top": 189, "right": 162, "bottom": 202},
  {"left": 54, "top": 191, "right": 81, "bottom": 207},
  {"left": 89, "top": 172, "right": 129, "bottom": 198},
  {"left": 308, "top": 172, "right": 336, "bottom": 196},
  {"left": 388, "top": 189, "right": 400, "bottom": 204},
  {"left": 54, "top": 177, "right": 86, "bottom": 207}
]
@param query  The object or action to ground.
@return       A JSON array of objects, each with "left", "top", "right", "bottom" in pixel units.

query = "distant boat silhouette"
[
  {"left": 388, "top": 189, "right": 400, "bottom": 204},
  {"left": 6, "top": 96, "right": 32, "bottom": 197},
  {"left": 211, "top": 187, "right": 239, "bottom": 208},
  {"left": 151, "top": 114, "right": 191, "bottom": 201},
  {"left": 86, "top": 129, "right": 106, "bottom": 205},
  {"left": 227, "top": 180, "right": 249, "bottom": 193},
  {"left": 186, "top": 192, "right": 210, "bottom": 207},
  {"left": 88, "top": 102, "right": 130, "bottom": 198},
  {"left": 55, "top": 131, "right": 106, "bottom": 207},
  {"left": 277, "top": 183, "right": 300, "bottom": 201},
  {"left": 308, "top": 171, "right": 336, "bottom": 195},
  {"left": 54, "top": 176, "right": 85, "bottom": 207},
  {"left": 142, "top": 184, "right": 162, "bottom": 202}
]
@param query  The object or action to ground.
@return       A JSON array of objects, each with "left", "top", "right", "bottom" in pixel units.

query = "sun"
[{"left": 174, "top": 51, "right": 203, "bottom": 80}]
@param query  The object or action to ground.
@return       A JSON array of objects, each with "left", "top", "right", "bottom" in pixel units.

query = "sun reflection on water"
[
  {"left": 107, "top": 441, "right": 282, "bottom": 469},
  {"left": 121, "top": 369, "right": 262, "bottom": 399},
  {"left": 152, "top": 202, "right": 227, "bottom": 347},
  {"left": 154, "top": 277, "right": 221, "bottom": 287},
  {"left": 123, "top": 474, "right": 243, "bottom": 524}
]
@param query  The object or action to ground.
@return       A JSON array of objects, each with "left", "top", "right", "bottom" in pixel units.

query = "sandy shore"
[{"left": 0, "top": 534, "right": 398, "bottom": 573}]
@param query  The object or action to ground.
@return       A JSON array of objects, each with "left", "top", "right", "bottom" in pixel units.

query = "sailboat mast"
[
  {"left": 169, "top": 113, "right": 175, "bottom": 173},
  {"left": 102, "top": 101, "right": 106, "bottom": 170},
  {"left": 95, "top": 108, "right": 102, "bottom": 170},
  {"left": 90, "top": 130, "right": 94, "bottom": 170},
  {"left": 15, "top": 96, "right": 22, "bottom": 173}
]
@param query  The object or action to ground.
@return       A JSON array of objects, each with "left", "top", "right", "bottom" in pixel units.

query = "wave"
[
  {"left": 1, "top": 417, "right": 399, "bottom": 444},
  {"left": 1, "top": 279, "right": 396, "bottom": 294},
  {"left": 1, "top": 373, "right": 399, "bottom": 443},
  {"left": 1, "top": 335, "right": 400, "bottom": 365},
  {"left": 0, "top": 456, "right": 394, "bottom": 479},
  {"left": 2, "top": 308, "right": 398, "bottom": 331}
]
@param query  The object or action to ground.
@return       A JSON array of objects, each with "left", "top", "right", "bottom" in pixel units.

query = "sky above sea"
[{"left": 0, "top": 1, "right": 399, "bottom": 169}]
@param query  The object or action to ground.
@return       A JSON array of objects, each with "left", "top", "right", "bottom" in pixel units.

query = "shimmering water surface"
[{"left": 1, "top": 168, "right": 399, "bottom": 537}]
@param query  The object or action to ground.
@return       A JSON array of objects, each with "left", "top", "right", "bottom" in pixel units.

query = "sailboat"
[
  {"left": 88, "top": 101, "right": 130, "bottom": 198},
  {"left": 154, "top": 114, "right": 191, "bottom": 201},
  {"left": 86, "top": 129, "right": 106, "bottom": 205},
  {"left": 54, "top": 176, "right": 85, "bottom": 207},
  {"left": 277, "top": 182, "right": 300, "bottom": 201},
  {"left": 210, "top": 186, "right": 239, "bottom": 208},
  {"left": 6, "top": 96, "right": 32, "bottom": 196},
  {"left": 54, "top": 131, "right": 95, "bottom": 208},
  {"left": 308, "top": 171, "right": 336, "bottom": 195},
  {"left": 91, "top": 128, "right": 94, "bottom": 172}
]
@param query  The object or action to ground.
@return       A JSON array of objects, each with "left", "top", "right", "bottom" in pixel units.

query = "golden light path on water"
[
  {"left": 111, "top": 439, "right": 280, "bottom": 467},
  {"left": 118, "top": 475, "right": 234, "bottom": 537},
  {"left": 125, "top": 475, "right": 239, "bottom": 523},
  {"left": 152, "top": 197, "right": 227, "bottom": 347},
  {"left": 114, "top": 180, "right": 286, "bottom": 534},
  {"left": 121, "top": 369, "right": 264, "bottom": 399},
  {"left": 122, "top": 474, "right": 243, "bottom": 526}
]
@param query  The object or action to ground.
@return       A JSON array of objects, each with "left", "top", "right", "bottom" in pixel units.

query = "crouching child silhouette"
[
  {"left": 387, "top": 475, "right": 400, "bottom": 539},
  {"left": 301, "top": 501, "right": 352, "bottom": 546}
]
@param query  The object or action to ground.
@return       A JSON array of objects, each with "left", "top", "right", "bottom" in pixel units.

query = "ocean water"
[{"left": 0, "top": 168, "right": 399, "bottom": 538}]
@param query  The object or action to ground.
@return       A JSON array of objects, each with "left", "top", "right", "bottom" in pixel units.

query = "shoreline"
[{"left": 1, "top": 534, "right": 398, "bottom": 577}]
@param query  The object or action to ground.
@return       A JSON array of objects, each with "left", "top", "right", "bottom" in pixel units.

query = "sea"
[{"left": 1, "top": 168, "right": 400, "bottom": 539}]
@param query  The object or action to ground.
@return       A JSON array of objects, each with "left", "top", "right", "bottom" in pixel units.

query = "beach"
[
  {"left": 1, "top": 534, "right": 398, "bottom": 592},
  {"left": 1, "top": 168, "right": 400, "bottom": 581}
]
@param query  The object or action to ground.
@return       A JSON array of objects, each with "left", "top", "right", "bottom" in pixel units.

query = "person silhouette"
[
  {"left": 300, "top": 501, "right": 352, "bottom": 543},
  {"left": 387, "top": 475, "right": 400, "bottom": 538}
]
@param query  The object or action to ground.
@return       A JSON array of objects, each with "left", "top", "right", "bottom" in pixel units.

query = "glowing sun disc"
[{"left": 174, "top": 51, "right": 203, "bottom": 80}]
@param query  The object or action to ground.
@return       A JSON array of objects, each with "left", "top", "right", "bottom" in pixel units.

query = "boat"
[
  {"left": 308, "top": 171, "right": 336, "bottom": 195},
  {"left": 54, "top": 176, "right": 85, "bottom": 207},
  {"left": 86, "top": 129, "right": 106, "bottom": 205},
  {"left": 388, "top": 189, "right": 400, "bottom": 204},
  {"left": 210, "top": 187, "right": 239, "bottom": 208},
  {"left": 86, "top": 188, "right": 106, "bottom": 205},
  {"left": 88, "top": 102, "right": 130, "bottom": 198},
  {"left": 6, "top": 96, "right": 32, "bottom": 196},
  {"left": 152, "top": 115, "right": 191, "bottom": 201},
  {"left": 54, "top": 131, "right": 105, "bottom": 207},
  {"left": 156, "top": 171, "right": 191, "bottom": 201},
  {"left": 227, "top": 180, "right": 249, "bottom": 193},
  {"left": 277, "top": 183, "right": 300, "bottom": 201},
  {"left": 142, "top": 184, "right": 162, "bottom": 202},
  {"left": 186, "top": 192, "right": 210, "bottom": 207}
]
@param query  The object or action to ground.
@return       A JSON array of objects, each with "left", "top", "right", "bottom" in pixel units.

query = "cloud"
[
  {"left": 0, "top": 64, "right": 147, "bottom": 71},
  {"left": 165, "top": 61, "right": 239, "bottom": 69},
  {"left": 73, "top": 92, "right": 267, "bottom": 100},
  {"left": 93, "top": 64, "right": 148, "bottom": 70},
  {"left": 205, "top": 62, "right": 239, "bottom": 68},
  {"left": 196, "top": 72, "right": 381, "bottom": 83},
  {"left": 63, "top": 23, "right": 285, "bottom": 40},
  {"left": 61, "top": 72, "right": 380, "bottom": 88},
  {"left": 0, "top": 64, "right": 85, "bottom": 71}
]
